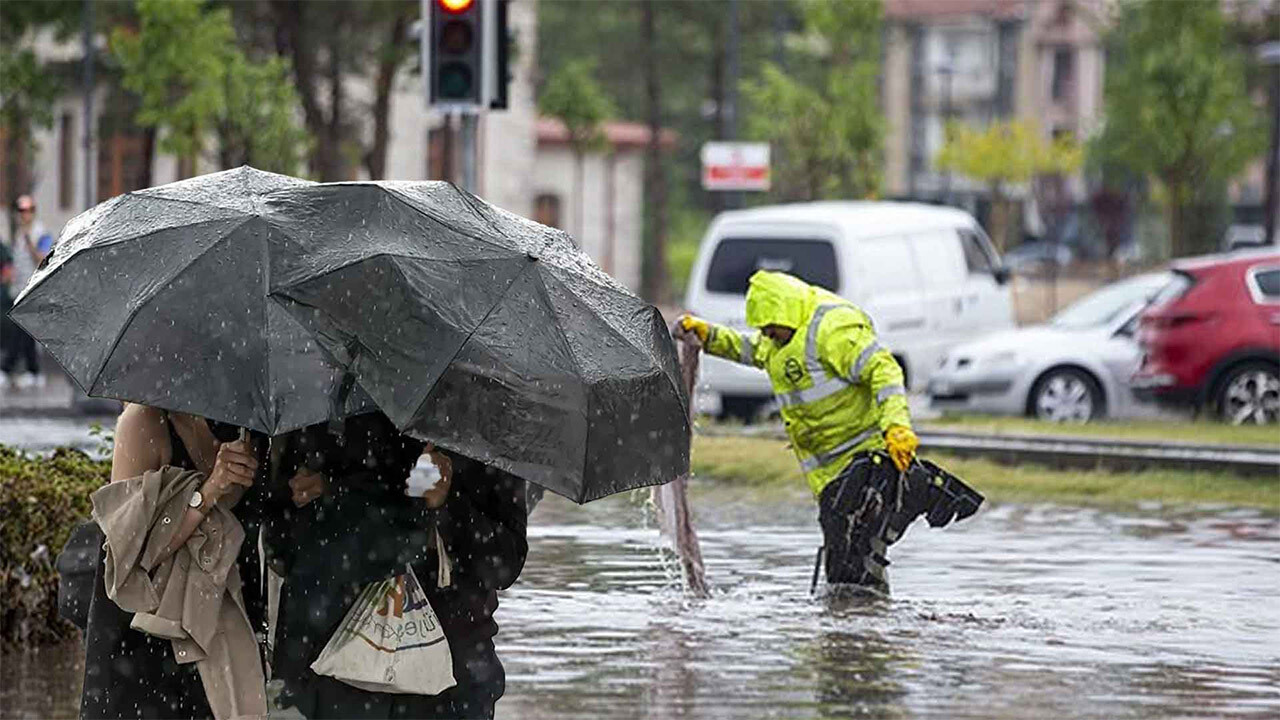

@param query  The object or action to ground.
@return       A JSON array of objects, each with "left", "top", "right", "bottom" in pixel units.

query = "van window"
[
  {"left": 704, "top": 238, "right": 839, "bottom": 294},
  {"left": 959, "top": 229, "right": 997, "bottom": 275},
  {"left": 909, "top": 230, "right": 965, "bottom": 286},
  {"left": 858, "top": 237, "right": 919, "bottom": 295}
]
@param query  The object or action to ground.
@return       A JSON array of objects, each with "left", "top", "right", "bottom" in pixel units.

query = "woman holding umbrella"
[
  {"left": 80, "top": 404, "right": 266, "bottom": 719},
  {"left": 266, "top": 412, "right": 528, "bottom": 719}
]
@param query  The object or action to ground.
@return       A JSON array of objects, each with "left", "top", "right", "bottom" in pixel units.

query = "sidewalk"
[{"left": 0, "top": 370, "right": 120, "bottom": 417}]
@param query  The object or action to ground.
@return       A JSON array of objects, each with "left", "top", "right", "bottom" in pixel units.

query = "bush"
[{"left": 0, "top": 445, "right": 109, "bottom": 649}]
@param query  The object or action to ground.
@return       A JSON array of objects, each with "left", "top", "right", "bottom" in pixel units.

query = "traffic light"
[
  {"left": 429, "top": 0, "right": 482, "bottom": 107},
  {"left": 424, "top": 0, "right": 511, "bottom": 111}
]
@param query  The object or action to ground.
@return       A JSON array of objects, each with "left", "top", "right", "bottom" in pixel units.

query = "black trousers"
[
  {"left": 817, "top": 453, "right": 896, "bottom": 591},
  {"left": 816, "top": 451, "right": 985, "bottom": 593},
  {"left": 1, "top": 322, "right": 39, "bottom": 375}
]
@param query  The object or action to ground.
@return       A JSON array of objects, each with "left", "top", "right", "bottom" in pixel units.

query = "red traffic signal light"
[{"left": 437, "top": 0, "right": 474, "bottom": 14}]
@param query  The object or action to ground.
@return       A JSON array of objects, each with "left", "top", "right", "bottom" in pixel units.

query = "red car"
[{"left": 1133, "top": 249, "right": 1280, "bottom": 424}]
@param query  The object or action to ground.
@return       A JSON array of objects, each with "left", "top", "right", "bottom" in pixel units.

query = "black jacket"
[{"left": 267, "top": 413, "right": 528, "bottom": 718}]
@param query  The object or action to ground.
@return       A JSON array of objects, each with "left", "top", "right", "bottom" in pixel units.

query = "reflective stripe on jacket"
[{"left": 703, "top": 271, "right": 911, "bottom": 496}]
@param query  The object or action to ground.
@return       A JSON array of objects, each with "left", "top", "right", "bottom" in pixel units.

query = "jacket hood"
[{"left": 745, "top": 271, "right": 812, "bottom": 329}]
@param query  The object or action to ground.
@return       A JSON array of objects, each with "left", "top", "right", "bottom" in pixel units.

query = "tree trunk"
[
  {"left": 988, "top": 183, "right": 1010, "bottom": 253},
  {"left": 640, "top": 0, "right": 669, "bottom": 304},
  {"left": 270, "top": 0, "right": 344, "bottom": 181},
  {"left": 140, "top": 127, "right": 156, "bottom": 189},
  {"left": 363, "top": 12, "right": 410, "bottom": 180},
  {"left": 1167, "top": 187, "right": 1187, "bottom": 259}
]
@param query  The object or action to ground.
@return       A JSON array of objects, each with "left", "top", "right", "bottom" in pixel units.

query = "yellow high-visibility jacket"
[{"left": 703, "top": 271, "right": 911, "bottom": 497}]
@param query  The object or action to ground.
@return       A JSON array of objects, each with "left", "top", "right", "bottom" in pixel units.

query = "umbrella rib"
[
  {"left": 404, "top": 258, "right": 540, "bottom": 428},
  {"left": 380, "top": 185, "right": 514, "bottom": 256},
  {"left": 525, "top": 268, "right": 591, "bottom": 503},
  {"left": 448, "top": 183, "right": 503, "bottom": 236},
  {"left": 84, "top": 216, "right": 259, "bottom": 396}
]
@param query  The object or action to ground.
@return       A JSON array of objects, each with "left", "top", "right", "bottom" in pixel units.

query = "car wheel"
[
  {"left": 1030, "top": 368, "right": 1103, "bottom": 423},
  {"left": 1216, "top": 362, "right": 1280, "bottom": 425}
]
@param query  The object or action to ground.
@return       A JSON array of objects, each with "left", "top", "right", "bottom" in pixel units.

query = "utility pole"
[
  {"left": 937, "top": 61, "right": 955, "bottom": 205},
  {"left": 459, "top": 112, "right": 478, "bottom": 193},
  {"left": 724, "top": 0, "right": 743, "bottom": 210},
  {"left": 1260, "top": 42, "right": 1280, "bottom": 244},
  {"left": 82, "top": 0, "right": 94, "bottom": 208}
]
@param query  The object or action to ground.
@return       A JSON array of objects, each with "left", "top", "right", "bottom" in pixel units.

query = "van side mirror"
[{"left": 993, "top": 267, "right": 1011, "bottom": 285}]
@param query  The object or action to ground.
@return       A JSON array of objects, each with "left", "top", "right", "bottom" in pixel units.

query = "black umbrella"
[
  {"left": 264, "top": 181, "right": 690, "bottom": 503},
  {"left": 9, "top": 167, "right": 376, "bottom": 433}
]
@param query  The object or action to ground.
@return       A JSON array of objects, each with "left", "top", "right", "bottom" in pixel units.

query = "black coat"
[{"left": 267, "top": 414, "right": 529, "bottom": 719}]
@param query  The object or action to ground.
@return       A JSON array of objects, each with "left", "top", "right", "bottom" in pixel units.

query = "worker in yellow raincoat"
[{"left": 677, "top": 270, "right": 925, "bottom": 592}]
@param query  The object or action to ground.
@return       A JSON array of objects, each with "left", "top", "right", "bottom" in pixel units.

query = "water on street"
[{"left": 3, "top": 452, "right": 1277, "bottom": 719}]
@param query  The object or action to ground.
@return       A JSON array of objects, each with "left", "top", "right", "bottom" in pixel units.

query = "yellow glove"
[
  {"left": 676, "top": 314, "right": 710, "bottom": 343},
  {"left": 885, "top": 425, "right": 918, "bottom": 472}
]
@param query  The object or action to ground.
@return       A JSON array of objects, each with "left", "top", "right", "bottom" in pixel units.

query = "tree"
[
  {"left": 741, "top": 0, "right": 884, "bottom": 201},
  {"left": 218, "top": 54, "right": 310, "bottom": 174},
  {"left": 1092, "top": 0, "right": 1267, "bottom": 258},
  {"left": 538, "top": 60, "right": 615, "bottom": 242},
  {"left": 935, "top": 120, "right": 1083, "bottom": 252},
  {"left": 0, "top": 0, "right": 82, "bottom": 206},
  {"left": 111, "top": 0, "right": 306, "bottom": 177},
  {"left": 241, "top": 1, "right": 417, "bottom": 181}
]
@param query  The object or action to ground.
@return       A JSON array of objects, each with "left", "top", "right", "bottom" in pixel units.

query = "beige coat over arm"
[{"left": 91, "top": 466, "right": 267, "bottom": 720}]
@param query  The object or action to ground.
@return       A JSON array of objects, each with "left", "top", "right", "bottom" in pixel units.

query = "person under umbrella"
[
  {"left": 262, "top": 412, "right": 527, "bottom": 719},
  {"left": 80, "top": 404, "right": 266, "bottom": 719}
]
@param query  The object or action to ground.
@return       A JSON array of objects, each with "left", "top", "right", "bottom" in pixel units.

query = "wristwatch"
[{"left": 189, "top": 489, "right": 207, "bottom": 513}]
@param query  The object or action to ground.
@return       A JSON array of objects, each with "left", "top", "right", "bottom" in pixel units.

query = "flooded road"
[{"left": 3, "top": 431, "right": 1277, "bottom": 718}]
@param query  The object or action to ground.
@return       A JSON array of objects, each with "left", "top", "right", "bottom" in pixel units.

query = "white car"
[
  {"left": 927, "top": 272, "right": 1172, "bottom": 422},
  {"left": 684, "top": 201, "right": 1014, "bottom": 420}
]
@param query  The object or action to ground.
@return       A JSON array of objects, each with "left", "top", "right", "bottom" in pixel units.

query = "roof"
[
  {"left": 711, "top": 201, "right": 978, "bottom": 238},
  {"left": 884, "top": 0, "right": 1026, "bottom": 21},
  {"left": 1172, "top": 247, "right": 1280, "bottom": 273},
  {"left": 536, "top": 118, "right": 677, "bottom": 150}
]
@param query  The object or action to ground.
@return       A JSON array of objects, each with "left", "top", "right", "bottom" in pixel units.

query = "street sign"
[{"left": 701, "top": 142, "right": 770, "bottom": 191}]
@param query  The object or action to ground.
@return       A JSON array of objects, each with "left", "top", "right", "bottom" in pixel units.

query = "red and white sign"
[{"left": 701, "top": 142, "right": 771, "bottom": 191}]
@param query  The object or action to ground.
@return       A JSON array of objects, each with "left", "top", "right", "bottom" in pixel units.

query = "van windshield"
[{"left": 704, "top": 238, "right": 839, "bottom": 294}]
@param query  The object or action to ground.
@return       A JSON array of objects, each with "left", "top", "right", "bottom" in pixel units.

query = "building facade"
[
  {"left": 4, "top": 0, "right": 658, "bottom": 293},
  {"left": 882, "top": 0, "right": 1106, "bottom": 202}
]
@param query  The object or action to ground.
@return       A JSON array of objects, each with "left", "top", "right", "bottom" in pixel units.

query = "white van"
[{"left": 683, "top": 201, "right": 1014, "bottom": 419}]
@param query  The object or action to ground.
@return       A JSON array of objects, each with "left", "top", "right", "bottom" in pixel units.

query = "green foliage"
[
  {"left": 111, "top": 0, "right": 306, "bottom": 173},
  {"left": 0, "top": 0, "right": 82, "bottom": 192},
  {"left": 111, "top": 0, "right": 234, "bottom": 161},
  {"left": 1, "top": 446, "right": 110, "bottom": 648},
  {"left": 0, "top": 49, "right": 60, "bottom": 138},
  {"left": 667, "top": 205, "right": 712, "bottom": 298},
  {"left": 741, "top": 0, "right": 884, "bottom": 201},
  {"left": 692, "top": 435, "right": 1279, "bottom": 511},
  {"left": 1092, "top": 0, "right": 1267, "bottom": 257},
  {"left": 538, "top": 59, "right": 616, "bottom": 156},
  {"left": 219, "top": 54, "right": 310, "bottom": 175},
  {"left": 936, "top": 120, "right": 1083, "bottom": 189}
]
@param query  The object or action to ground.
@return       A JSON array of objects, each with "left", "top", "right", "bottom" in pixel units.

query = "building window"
[
  {"left": 533, "top": 193, "right": 561, "bottom": 229},
  {"left": 97, "top": 133, "right": 149, "bottom": 202},
  {"left": 59, "top": 113, "right": 75, "bottom": 210},
  {"left": 1051, "top": 47, "right": 1074, "bottom": 101}
]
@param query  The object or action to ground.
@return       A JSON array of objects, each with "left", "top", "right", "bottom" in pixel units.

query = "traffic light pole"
[{"left": 459, "top": 111, "right": 478, "bottom": 193}]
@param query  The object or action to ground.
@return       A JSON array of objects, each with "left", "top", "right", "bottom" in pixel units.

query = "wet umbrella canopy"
[
  {"left": 9, "top": 167, "right": 376, "bottom": 434},
  {"left": 265, "top": 181, "right": 691, "bottom": 502}
]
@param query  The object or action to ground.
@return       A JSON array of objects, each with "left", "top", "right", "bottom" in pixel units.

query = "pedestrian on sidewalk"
[{"left": 2, "top": 194, "right": 52, "bottom": 389}]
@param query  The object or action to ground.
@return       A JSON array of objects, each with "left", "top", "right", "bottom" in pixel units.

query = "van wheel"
[
  {"left": 1216, "top": 362, "right": 1280, "bottom": 425},
  {"left": 1029, "top": 368, "right": 1103, "bottom": 423}
]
